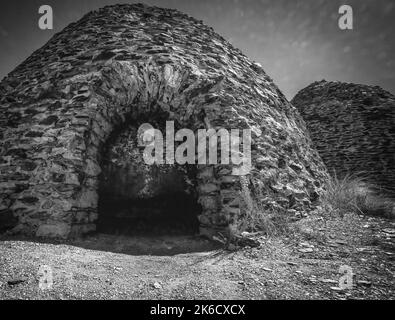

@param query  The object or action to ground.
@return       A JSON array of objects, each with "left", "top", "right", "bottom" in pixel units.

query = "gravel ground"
[{"left": 0, "top": 213, "right": 394, "bottom": 300}]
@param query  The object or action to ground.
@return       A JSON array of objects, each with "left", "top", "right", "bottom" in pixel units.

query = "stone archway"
[{"left": 32, "top": 60, "right": 246, "bottom": 238}]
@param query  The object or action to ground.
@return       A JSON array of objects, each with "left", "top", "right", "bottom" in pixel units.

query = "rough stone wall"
[
  {"left": 0, "top": 4, "right": 328, "bottom": 238},
  {"left": 292, "top": 80, "right": 395, "bottom": 194}
]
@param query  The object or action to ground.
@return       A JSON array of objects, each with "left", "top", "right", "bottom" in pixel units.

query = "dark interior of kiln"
[{"left": 97, "top": 122, "right": 201, "bottom": 236}]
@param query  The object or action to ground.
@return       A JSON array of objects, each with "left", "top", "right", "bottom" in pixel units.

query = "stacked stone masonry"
[
  {"left": 0, "top": 4, "right": 328, "bottom": 238},
  {"left": 292, "top": 80, "right": 395, "bottom": 195}
]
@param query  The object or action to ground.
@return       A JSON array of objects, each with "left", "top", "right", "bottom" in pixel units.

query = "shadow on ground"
[
  {"left": 72, "top": 233, "right": 222, "bottom": 256},
  {"left": 0, "top": 233, "right": 221, "bottom": 256}
]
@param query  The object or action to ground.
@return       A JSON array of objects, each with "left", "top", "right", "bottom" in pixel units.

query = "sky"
[{"left": 0, "top": 0, "right": 394, "bottom": 99}]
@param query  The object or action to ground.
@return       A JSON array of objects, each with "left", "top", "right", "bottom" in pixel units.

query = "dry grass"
[
  {"left": 234, "top": 208, "right": 287, "bottom": 236},
  {"left": 231, "top": 173, "right": 394, "bottom": 242},
  {"left": 232, "top": 176, "right": 290, "bottom": 237},
  {"left": 321, "top": 173, "right": 394, "bottom": 218}
]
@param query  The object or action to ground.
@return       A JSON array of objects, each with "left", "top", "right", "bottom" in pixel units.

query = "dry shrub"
[
  {"left": 233, "top": 208, "right": 288, "bottom": 236},
  {"left": 322, "top": 173, "right": 394, "bottom": 218},
  {"left": 231, "top": 176, "right": 291, "bottom": 236}
]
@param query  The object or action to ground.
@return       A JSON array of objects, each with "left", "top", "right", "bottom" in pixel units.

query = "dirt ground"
[{"left": 0, "top": 212, "right": 394, "bottom": 300}]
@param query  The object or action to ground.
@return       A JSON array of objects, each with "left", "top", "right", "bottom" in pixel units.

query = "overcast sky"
[{"left": 0, "top": 0, "right": 394, "bottom": 99}]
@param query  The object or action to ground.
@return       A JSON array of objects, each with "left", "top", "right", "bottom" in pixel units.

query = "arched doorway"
[{"left": 96, "top": 121, "right": 201, "bottom": 236}]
